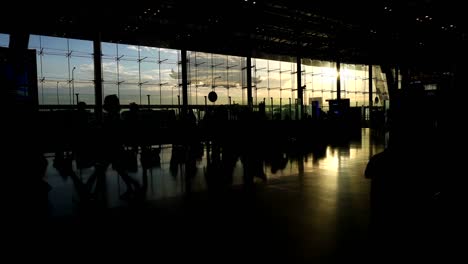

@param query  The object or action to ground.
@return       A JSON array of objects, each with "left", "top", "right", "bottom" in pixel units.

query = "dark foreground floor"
[{"left": 40, "top": 129, "right": 456, "bottom": 262}]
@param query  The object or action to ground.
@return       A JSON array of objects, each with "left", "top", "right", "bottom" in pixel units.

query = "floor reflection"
[{"left": 47, "top": 128, "right": 384, "bottom": 217}]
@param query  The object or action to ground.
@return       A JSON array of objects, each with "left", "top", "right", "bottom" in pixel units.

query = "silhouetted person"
[
  {"left": 187, "top": 108, "right": 197, "bottom": 127},
  {"left": 365, "top": 86, "right": 442, "bottom": 258},
  {"left": 121, "top": 102, "right": 140, "bottom": 172},
  {"left": 86, "top": 95, "right": 140, "bottom": 200},
  {"left": 71, "top": 101, "right": 96, "bottom": 170},
  {"left": 265, "top": 150, "right": 288, "bottom": 174},
  {"left": 124, "top": 103, "right": 144, "bottom": 141},
  {"left": 169, "top": 145, "right": 184, "bottom": 177},
  {"left": 204, "top": 142, "right": 237, "bottom": 194},
  {"left": 76, "top": 101, "right": 89, "bottom": 124}
]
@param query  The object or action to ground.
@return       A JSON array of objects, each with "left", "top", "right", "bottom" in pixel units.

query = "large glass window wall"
[
  {"left": 26, "top": 34, "right": 388, "bottom": 122},
  {"left": 188, "top": 51, "right": 243, "bottom": 106},
  {"left": 29, "top": 35, "right": 95, "bottom": 105},
  {"left": 252, "top": 57, "right": 297, "bottom": 119},
  {"left": 102, "top": 43, "right": 181, "bottom": 106}
]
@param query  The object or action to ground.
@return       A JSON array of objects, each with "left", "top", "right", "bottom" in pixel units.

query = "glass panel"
[
  {"left": 229, "top": 87, "right": 242, "bottom": 105},
  {"left": 69, "top": 38, "right": 93, "bottom": 55},
  {"left": 139, "top": 46, "right": 158, "bottom": 62},
  {"left": 160, "top": 48, "right": 179, "bottom": 64},
  {"left": 142, "top": 83, "right": 159, "bottom": 105},
  {"left": 119, "top": 60, "right": 139, "bottom": 84},
  {"left": 161, "top": 84, "right": 178, "bottom": 105},
  {"left": 103, "top": 82, "right": 118, "bottom": 99},
  {"left": 0, "top": 33, "right": 8, "bottom": 47},
  {"left": 101, "top": 42, "right": 117, "bottom": 58},
  {"left": 102, "top": 59, "right": 118, "bottom": 83},
  {"left": 118, "top": 43, "right": 139, "bottom": 58},
  {"left": 119, "top": 83, "right": 140, "bottom": 105},
  {"left": 215, "top": 88, "right": 228, "bottom": 105},
  {"left": 40, "top": 36, "right": 68, "bottom": 54},
  {"left": 253, "top": 58, "right": 267, "bottom": 105},
  {"left": 227, "top": 56, "right": 242, "bottom": 105},
  {"left": 102, "top": 42, "right": 118, "bottom": 99},
  {"left": 28, "top": 35, "right": 41, "bottom": 50},
  {"left": 140, "top": 61, "right": 159, "bottom": 84},
  {"left": 70, "top": 57, "right": 94, "bottom": 81},
  {"left": 75, "top": 82, "right": 95, "bottom": 105},
  {"left": 341, "top": 63, "right": 351, "bottom": 99},
  {"left": 42, "top": 54, "right": 68, "bottom": 80},
  {"left": 40, "top": 81, "right": 54, "bottom": 105},
  {"left": 161, "top": 63, "right": 178, "bottom": 86}
]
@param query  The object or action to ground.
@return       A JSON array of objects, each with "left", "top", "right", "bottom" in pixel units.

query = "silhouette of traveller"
[
  {"left": 72, "top": 101, "right": 95, "bottom": 170},
  {"left": 86, "top": 95, "right": 140, "bottom": 200},
  {"left": 365, "top": 86, "right": 442, "bottom": 257}
]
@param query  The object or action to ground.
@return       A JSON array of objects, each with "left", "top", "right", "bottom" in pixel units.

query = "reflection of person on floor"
[
  {"left": 204, "top": 142, "right": 238, "bottom": 192},
  {"left": 86, "top": 95, "right": 140, "bottom": 200}
]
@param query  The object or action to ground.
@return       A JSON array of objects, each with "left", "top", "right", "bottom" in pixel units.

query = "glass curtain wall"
[
  {"left": 340, "top": 63, "right": 370, "bottom": 107},
  {"left": 29, "top": 35, "right": 95, "bottom": 105},
  {"left": 252, "top": 57, "right": 296, "bottom": 119},
  {"left": 27, "top": 34, "right": 390, "bottom": 122},
  {"left": 102, "top": 43, "right": 181, "bottom": 106},
  {"left": 302, "top": 59, "right": 337, "bottom": 114},
  {"left": 188, "top": 51, "right": 243, "bottom": 106}
]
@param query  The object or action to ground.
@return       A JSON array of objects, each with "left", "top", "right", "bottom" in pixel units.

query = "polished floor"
[
  {"left": 46, "top": 129, "right": 395, "bottom": 262},
  {"left": 47, "top": 128, "right": 384, "bottom": 217}
]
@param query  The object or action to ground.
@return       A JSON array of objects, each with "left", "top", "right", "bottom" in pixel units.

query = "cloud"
[
  {"left": 121, "top": 45, "right": 179, "bottom": 57},
  {"left": 227, "top": 56, "right": 243, "bottom": 65},
  {"left": 101, "top": 62, "right": 117, "bottom": 73},
  {"left": 140, "top": 74, "right": 157, "bottom": 81},
  {"left": 141, "top": 85, "right": 160, "bottom": 92},
  {"left": 159, "top": 48, "right": 179, "bottom": 55},
  {"left": 141, "top": 46, "right": 158, "bottom": 54}
]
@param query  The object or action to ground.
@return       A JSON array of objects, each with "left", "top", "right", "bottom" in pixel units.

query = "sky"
[{"left": 0, "top": 33, "right": 9, "bottom": 47}]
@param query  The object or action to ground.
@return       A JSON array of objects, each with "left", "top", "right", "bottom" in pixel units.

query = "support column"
[
  {"left": 181, "top": 49, "right": 188, "bottom": 119},
  {"left": 369, "top": 64, "right": 373, "bottom": 108},
  {"left": 297, "top": 55, "right": 303, "bottom": 120},
  {"left": 246, "top": 56, "right": 253, "bottom": 109},
  {"left": 368, "top": 64, "right": 373, "bottom": 125},
  {"left": 93, "top": 33, "right": 103, "bottom": 122},
  {"left": 336, "top": 59, "right": 341, "bottom": 100}
]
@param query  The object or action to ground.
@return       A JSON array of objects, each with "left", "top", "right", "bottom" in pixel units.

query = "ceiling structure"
[{"left": 2, "top": 0, "right": 466, "bottom": 69}]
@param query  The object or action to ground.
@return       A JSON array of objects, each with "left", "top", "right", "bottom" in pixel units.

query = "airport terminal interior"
[{"left": 1, "top": 0, "right": 465, "bottom": 262}]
